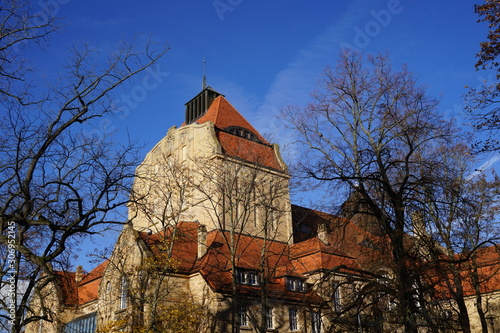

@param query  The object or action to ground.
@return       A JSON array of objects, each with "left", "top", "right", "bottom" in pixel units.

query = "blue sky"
[
  {"left": 40, "top": 0, "right": 489, "bottom": 151},
  {"left": 29, "top": 0, "right": 497, "bottom": 267}
]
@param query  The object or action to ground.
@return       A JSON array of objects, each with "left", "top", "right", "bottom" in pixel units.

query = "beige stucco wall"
[{"left": 465, "top": 291, "right": 500, "bottom": 332}]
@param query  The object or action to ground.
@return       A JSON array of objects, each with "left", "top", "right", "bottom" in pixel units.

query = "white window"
[
  {"left": 239, "top": 305, "right": 249, "bottom": 327},
  {"left": 248, "top": 272, "right": 258, "bottom": 286},
  {"left": 119, "top": 276, "right": 127, "bottom": 310},
  {"left": 266, "top": 307, "right": 274, "bottom": 330},
  {"left": 311, "top": 312, "right": 321, "bottom": 333},
  {"left": 289, "top": 308, "right": 299, "bottom": 331}
]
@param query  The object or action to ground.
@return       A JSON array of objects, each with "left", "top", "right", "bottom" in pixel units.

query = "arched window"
[
  {"left": 105, "top": 281, "right": 111, "bottom": 301},
  {"left": 225, "top": 126, "right": 260, "bottom": 142}
]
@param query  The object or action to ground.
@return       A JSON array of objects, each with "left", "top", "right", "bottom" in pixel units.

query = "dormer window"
[
  {"left": 286, "top": 277, "right": 306, "bottom": 292},
  {"left": 225, "top": 126, "right": 260, "bottom": 142},
  {"left": 236, "top": 269, "right": 259, "bottom": 286}
]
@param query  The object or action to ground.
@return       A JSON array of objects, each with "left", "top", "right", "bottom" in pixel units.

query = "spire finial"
[{"left": 202, "top": 57, "right": 207, "bottom": 89}]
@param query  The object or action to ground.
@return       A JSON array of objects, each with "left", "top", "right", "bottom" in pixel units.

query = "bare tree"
[
  {"left": 282, "top": 51, "right": 460, "bottom": 333},
  {"left": 0, "top": 0, "right": 57, "bottom": 104},
  {"left": 127, "top": 154, "right": 206, "bottom": 332},
  {"left": 191, "top": 145, "right": 293, "bottom": 333},
  {"left": 0, "top": 1, "right": 169, "bottom": 332},
  {"left": 466, "top": 0, "right": 500, "bottom": 152},
  {"left": 421, "top": 147, "right": 500, "bottom": 333}
]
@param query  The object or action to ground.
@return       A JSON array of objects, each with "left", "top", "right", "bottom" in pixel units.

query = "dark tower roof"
[{"left": 184, "top": 86, "right": 222, "bottom": 125}]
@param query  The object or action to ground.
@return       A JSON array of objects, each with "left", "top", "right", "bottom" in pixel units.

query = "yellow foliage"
[
  {"left": 152, "top": 300, "right": 205, "bottom": 333},
  {"left": 141, "top": 251, "right": 179, "bottom": 273},
  {"left": 96, "top": 318, "right": 128, "bottom": 333}
]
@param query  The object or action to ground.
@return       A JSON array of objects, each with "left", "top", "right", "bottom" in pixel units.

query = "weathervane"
[{"left": 202, "top": 57, "right": 207, "bottom": 89}]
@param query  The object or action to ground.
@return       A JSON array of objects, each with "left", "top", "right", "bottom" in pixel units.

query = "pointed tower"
[{"left": 130, "top": 87, "right": 293, "bottom": 243}]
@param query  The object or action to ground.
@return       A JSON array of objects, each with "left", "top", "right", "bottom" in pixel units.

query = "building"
[{"left": 25, "top": 87, "right": 500, "bottom": 333}]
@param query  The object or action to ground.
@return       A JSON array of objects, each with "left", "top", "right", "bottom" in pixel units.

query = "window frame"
[
  {"left": 119, "top": 276, "right": 128, "bottom": 310},
  {"left": 286, "top": 276, "right": 306, "bottom": 292},
  {"left": 266, "top": 306, "right": 274, "bottom": 330},
  {"left": 289, "top": 308, "right": 299, "bottom": 331},
  {"left": 311, "top": 311, "right": 321, "bottom": 333},
  {"left": 236, "top": 268, "right": 259, "bottom": 286},
  {"left": 239, "top": 304, "right": 249, "bottom": 327},
  {"left": 332, "top": 281, "right": 342, "bottom": 313}
]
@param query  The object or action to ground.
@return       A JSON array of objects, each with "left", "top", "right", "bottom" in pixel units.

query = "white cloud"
[
  {"left": 247, "top": 0, "right": 369, "bottom": 163},
  {"left": 468, "top": 153, "right": 500, "bottom": 180}
]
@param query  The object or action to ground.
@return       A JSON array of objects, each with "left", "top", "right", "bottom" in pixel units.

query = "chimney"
[
  {"left": 198, "top": 224, "right": 208, "bottom": 258},
  {"left": 75, "top": 265, "right": 83, "bottom": 284}
]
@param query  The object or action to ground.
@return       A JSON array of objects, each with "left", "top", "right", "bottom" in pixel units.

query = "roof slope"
[
  {"left": 194, "top": 95, "right": 284, "bottom": 172},
  {"left": 54, "top": 222, "right": 500, "bottom": 307},
  {"left": 56, "top": 260, "right": 108, "bottom": 306},
  {"left": 136, "top": 222, "right": 366, "bottom": 303},
  {"left": 197, "top": 96, "right": 267, "bottom": 143},
  {"left": 291, "top": 204, "right": 388, "bottom": 268},
  {"left": 433, "top": 245, "right": 500, "bottom": 298}
]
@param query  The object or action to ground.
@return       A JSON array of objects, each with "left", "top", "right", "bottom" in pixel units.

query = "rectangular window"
[
  {"left": 263, "top": 209, "right": 278, "bottom": 233},
  {"left": 286, "top": 277, "right": 306, "bottom": 292},
  {"left": 289, "top": 308, "right": 298, "bottom": 331},
  {"left": 236, "top": 269, "right": 259, "bottom": 286},
  {"left": 119, "top": 276, "right": 128, "bottom": 310},
  {"left": 253, "top": 189, "right": 258, "bottom": 228},
  {"left": 311, "top": 312, "right": 321, "bottom": 333},
  {"left": 332, "top": 281, "right": 341, "bottom": 313},
  {"left": 181, "top": 145, "right": 187, "bottom": 161},
  {"left": 236, "top": 270, "right": 246, "bottom": 284},
  {"left": 239, "top": 305, "right": 248, "bottom": 327},
  {"left": 266, "top": 307, "right": 274, "bottom": 330}
]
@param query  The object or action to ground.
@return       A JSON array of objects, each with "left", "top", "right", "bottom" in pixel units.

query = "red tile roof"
[
  {"left": 139, "top": 222, "right": 200, "bottom": 272},
  {"left": 433, "top": 245, "right": 500, "bottom": 298},
  {"left": 56, "top": 260, "right": 108, "bottom": 306},
  {"left": 186, "top": 95, "right": 284, "bottom": 172},
  {"left": 290, "top": 238, "right": 361, "bottom": 273},
  {"left": 137, "top": 222, "right": 367, "bottom": 303},
  {"left": 215, "top": 131, "right": 284, "bottom": 171},
  {"left": 291, "top": 205, "right": 387, "bottom": 267},
  {"left": 54, "top": 222, "right": 500, "bottom": 308},
  {"left": 197, "top": 96, "right": 267, "bottom": 144}
]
